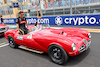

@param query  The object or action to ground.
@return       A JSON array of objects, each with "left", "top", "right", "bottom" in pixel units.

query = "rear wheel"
[
  {"left": 8, "top": 36, "right": 19, "bottom": 48},
  {"left": 48, "top": 45, "right": 69, "bottom": 65}
]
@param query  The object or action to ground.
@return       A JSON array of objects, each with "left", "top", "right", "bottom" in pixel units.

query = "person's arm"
[
  {"left": 26, "top": 21, "right": 29, "bottom": 29},
  {"left": 1, "top": 18, "right": 4, "bottom": 25},
  {"left": 25, "top": 18, "right": 30, "bottom": 32},
  {"left": 25, "top": 18, "right": 29, "bottom": 29},
  {"left": 2, "top": 22, "right": 4, "bottom": 25},
  {"left": 16, "top": 23, "right": 20, "bottom": 33},
  {"left": 16, "top": 18, "right": 20, "bottom": 33}
]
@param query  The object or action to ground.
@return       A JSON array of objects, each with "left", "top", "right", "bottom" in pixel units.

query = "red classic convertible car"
[
  {"left": 5, "top": 25, "right": 91, "bottom": 64},
  {"left": 0, "top": 24, "right": 9, "bottom": 36}
]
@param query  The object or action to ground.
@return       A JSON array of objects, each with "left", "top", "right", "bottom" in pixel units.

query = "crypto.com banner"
[{"left": 0, "top": 14, "right": 100, "bottom": 26}]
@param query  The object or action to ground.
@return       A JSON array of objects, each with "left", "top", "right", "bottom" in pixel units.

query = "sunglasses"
[{"left": 20, "top": 14, "right": 24, "bottom": 16}]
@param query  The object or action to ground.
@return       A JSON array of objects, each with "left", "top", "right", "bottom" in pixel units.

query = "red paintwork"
[
  {"left": 0, "top": 24, "right": 8, "bottom": 28},
  {"left": 5, "top": 26, "right": 91, "bottom": 56},
  {"left": 0, "top": 24, "right": 9, "bottom": 36}
]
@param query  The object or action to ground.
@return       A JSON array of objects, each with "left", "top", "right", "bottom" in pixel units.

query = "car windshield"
[
  {"left": 42, "top": 24, "right": 50, "bottom": 29},
  {"left": 29, "top": 24, "right": 50, "bottom": 34}
]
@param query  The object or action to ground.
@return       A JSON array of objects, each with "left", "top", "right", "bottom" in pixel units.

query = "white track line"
[{"left": 0, "top": 43, "right": 9, "bottom": 48}]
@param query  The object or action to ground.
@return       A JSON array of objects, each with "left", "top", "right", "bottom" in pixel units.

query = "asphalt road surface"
[{"left": 0, "top": 32, "right": 100, "bottom": 67}]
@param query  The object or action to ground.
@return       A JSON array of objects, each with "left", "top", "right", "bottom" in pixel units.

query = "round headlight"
[
  {"left": 88, "top": 33, "right": 91, "bottom": 38},
  {"left": 72, "top": 43, "right": 76, "bottom": 51}
]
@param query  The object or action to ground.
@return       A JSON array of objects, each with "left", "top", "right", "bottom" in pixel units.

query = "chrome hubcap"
[
  {"left": 9, "top": 39, "right": 14, "bottom": 47},
  {"left": 52, "top": 48, "right": 62, "bottom": 59}
]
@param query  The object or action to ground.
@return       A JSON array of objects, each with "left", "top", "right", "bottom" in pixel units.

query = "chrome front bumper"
[
  {"left": 86, "top": 40, "right": 91, "bottom": 50},
  {"left": 79, "top": 40, "right": 91, "bottom": 52}
]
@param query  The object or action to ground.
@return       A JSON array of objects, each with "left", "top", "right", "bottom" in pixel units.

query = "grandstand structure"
[
  {"left": 28, "top": 0, "right": 100, "bottom": 17},
  {"left": 0, "top": 0, "right": 100, "bottom": 18}
]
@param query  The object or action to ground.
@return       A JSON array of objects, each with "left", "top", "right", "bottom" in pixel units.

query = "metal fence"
[
  {"left": 23, "top": 0, "right": 100, "bottom": 17},
  {"left": 0, "top": 6, "right": 13, "bottom": 15},
  {"left": 1, "top": 0, "right": 100, "bottom": 17}
]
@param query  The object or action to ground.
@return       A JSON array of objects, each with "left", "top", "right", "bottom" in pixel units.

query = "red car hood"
[
  {"left": 34, "top": 28, "right": 85, "bottom": 48},
  {"left": 60, "top": 28, "right": 89, "bottom": 35},
  {"left": 34, "top": 28, "right": 89, "bottom": 48},
  {"left": 0, "top": 24, "right": 8, "bottom": 28}
]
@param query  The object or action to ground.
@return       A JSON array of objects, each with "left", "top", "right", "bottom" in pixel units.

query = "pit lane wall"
[{"left": 0, "top": 14, "right": 100, "bottom": 26}]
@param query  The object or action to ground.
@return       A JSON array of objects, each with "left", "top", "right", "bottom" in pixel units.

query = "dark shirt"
[
  {"left": 16, "top": 17, "right": 27, "bottom": 29},
  {"left": 1, "top": 18, "right": 3, "bottom": 24}
]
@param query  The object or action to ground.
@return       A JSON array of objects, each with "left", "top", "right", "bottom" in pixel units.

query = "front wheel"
[
  {"left": 8, "top": 36, "right": 19, "bottom": 48},
  {"left": 48, "top": 45, "right": 69, "bottom": 65}
]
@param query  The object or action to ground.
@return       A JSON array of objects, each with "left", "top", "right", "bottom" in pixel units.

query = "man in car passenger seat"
[{"left": 16, "top": 11, "right": 29, "bottom": 35}]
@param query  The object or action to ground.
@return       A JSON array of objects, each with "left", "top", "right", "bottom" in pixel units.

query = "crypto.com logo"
[{"left": 55, "top": 16, "right": 63, "bottom": 26}]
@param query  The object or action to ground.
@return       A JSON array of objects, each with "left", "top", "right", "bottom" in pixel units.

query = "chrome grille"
[{"left": 79, "top": 45, "right": 85, "bottom": 52}]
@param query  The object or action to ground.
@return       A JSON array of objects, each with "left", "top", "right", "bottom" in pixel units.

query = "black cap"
[{"left": 19, "top": 11, "right": 23, "bottom": 14}]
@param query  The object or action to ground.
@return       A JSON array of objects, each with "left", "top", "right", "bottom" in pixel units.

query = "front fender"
[{"left": 5, "top": 29, "right": 17, "bottom": 40}]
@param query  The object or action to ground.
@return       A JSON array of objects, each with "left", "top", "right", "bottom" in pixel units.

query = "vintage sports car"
[
  {"left": 0, "top": 24, "right": 9, "bottom": 36},
  {"left": 5, "top": 24, "right": 91, "bottom": 64}
]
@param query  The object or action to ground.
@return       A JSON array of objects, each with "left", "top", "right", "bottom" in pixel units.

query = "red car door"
[
  {"left": 24, "top": 33, "right": 47, "bottom": 51},
  {"left": 22, "top": 34, "right": 40, "bottom": 49},
  {"left": 14, "top": 33, "right": 46, "bottom": 51}
]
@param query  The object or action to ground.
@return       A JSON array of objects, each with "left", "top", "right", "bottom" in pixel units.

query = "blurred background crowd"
[
  {"left": 0, "top": 0, "right": 100, "bottom": 18},
  {"left": 28, "top": 0, "right": 100, "bottom": 9}
]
